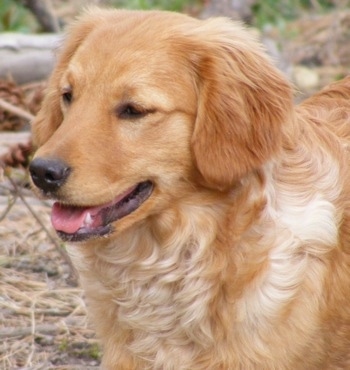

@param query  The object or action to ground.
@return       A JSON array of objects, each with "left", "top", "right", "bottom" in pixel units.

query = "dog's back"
[{"left": 300, "top": 76, "right": 350, "bottom": 143}]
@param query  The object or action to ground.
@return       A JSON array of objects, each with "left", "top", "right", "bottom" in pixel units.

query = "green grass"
[
  {"left": 252, "top": 0, "right": 335, "bottom": 29},
  {"left": 0, "top": 0, "right": 38, "bottom": 32},
  {"left": 112, "top": 0, "right": 199, "bottom": 12},
  {"left": 58, "top": 339, "right": 101, "bottom": 361}
]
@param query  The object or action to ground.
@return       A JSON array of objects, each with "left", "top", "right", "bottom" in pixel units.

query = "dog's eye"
[
  {"left": 62, "top": 88, "right": 73, "bottom": 105},
  {"left": 117, "top": 103, "right": 147, "bottom": 119}
]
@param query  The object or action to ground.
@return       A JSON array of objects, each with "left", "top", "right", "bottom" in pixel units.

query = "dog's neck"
[
  {"left": 67, "top": 157, "right": 338, "bottom": 367},
  {"left": 67, "top": 175, "right": 269, "bottom": 362}
]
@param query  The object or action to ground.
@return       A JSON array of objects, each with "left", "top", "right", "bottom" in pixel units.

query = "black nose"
[{"left": 29, "top": 158, "right": 71, "bottom": 193}]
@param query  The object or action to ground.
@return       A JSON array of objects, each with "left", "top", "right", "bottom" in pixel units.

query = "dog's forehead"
[
  {"left": 80, "top": 14, "right": 185, "bottom": 59},
  {"left": 55, "top": 12, "right": 201, "bottom": 111},
  {"left": 67, "top": 23, "right": 181, "bottom": 82},
  {"left": 60, "top": 20, "right": 198, "bottom": 109}
]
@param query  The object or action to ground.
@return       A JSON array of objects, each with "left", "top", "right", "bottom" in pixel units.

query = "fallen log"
[{"left": 0, "top": 33, "right": 62, "bottom": 84}]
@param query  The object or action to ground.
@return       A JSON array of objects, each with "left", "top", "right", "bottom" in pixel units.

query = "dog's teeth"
[{"left": 84, "top": 212, "right": 93, "bottom": 226}]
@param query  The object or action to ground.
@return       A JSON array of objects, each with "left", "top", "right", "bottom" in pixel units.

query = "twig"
[
  {"left": 3, "top": 307, "right": 73, "bottom": 317},
  {"left": 0, "top": 194, "right": 18, "bottom": 222},
  {"left": 0, "top": 98, "right": 34, "bottom": 123},
  {"left": 0, "top": 324, "right": 64, "bottom": 339},
  {"left": 5, "top": 174, "right": 78, "bottom": 285}
]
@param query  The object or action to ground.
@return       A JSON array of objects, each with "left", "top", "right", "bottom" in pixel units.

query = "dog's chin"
[{"left": 51, "top": 181, "right": 154, "bottom": 243}]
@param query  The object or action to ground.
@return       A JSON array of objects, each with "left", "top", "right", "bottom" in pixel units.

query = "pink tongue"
[
  {"left": 51, "top": 203, "right": 98, "bottom": 234},
  {"left": 50, "top": 185, "right": 137, "bottom": 234}
]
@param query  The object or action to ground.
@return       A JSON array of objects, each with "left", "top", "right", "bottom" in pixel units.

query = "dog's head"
[{"left": 30, "top": 9, "right": 293, "bottom": 242}]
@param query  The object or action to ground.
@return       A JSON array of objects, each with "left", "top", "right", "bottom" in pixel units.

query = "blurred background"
[{"left": 0, "top": 1, "right": 349, "bottom": 369}]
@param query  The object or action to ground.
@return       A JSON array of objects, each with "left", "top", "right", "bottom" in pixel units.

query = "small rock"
[{"left": 292, "top": 65, "right": 320, "bottom": 91}]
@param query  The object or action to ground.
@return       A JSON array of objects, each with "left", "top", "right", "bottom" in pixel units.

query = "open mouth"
[{"left": 51, "top": 181, "right": 153, "bottom": 242}]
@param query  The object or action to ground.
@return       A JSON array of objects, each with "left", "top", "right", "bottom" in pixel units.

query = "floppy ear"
[
  {"left": 32, "top": 8, "right": 111, "bottom": 148},
  {"left": 188, "top": 19, "right": 294, "bottom": 190}
]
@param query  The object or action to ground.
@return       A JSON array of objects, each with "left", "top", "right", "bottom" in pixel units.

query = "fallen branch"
[
  {"left": 0, "top": 98, "right": 35, "bottom": 123},
  {"left": 0, "top": 324, "right": 64, "bottom": 339}
]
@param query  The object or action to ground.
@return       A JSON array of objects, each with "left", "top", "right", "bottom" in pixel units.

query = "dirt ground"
[{"left": 0, "top": 171, "right": 100, "bottom": 369}]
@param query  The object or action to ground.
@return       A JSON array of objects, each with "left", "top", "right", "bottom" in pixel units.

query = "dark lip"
[
  {"left": 57, "top": 224, "right": 113, "bottom": 242},
  {"left": 56, "top": 181, "right": 153, "bottom": 242}
]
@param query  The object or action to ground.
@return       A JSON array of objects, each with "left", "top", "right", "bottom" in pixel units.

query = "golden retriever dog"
[{"left": 29, "top": 8, "right": 350, "bottom": 370}]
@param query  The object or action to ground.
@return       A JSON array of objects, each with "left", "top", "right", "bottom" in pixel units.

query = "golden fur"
[{"left": 30, "top": 8, "right": 350, "bottom": 369}]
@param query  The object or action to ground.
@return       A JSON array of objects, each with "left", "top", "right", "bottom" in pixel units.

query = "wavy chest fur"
[
  {"left": 69, "top": 201, "right": 230, "bottom": 368},
  {"left": 68, "top": 156, "right": 343, "bottom": 369}
]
